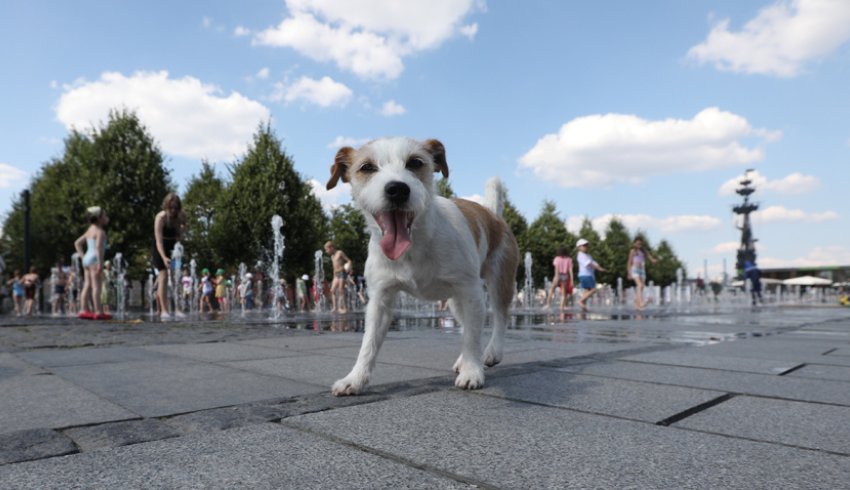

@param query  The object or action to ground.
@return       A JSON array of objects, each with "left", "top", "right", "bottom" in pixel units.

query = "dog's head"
[{"left": 326, "top": 137, "right": 449, "bottom": 261}]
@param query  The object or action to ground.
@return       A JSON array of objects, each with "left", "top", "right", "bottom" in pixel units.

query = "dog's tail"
[{"left": 483, "top": 177, "right": 506, "bottom": 217}]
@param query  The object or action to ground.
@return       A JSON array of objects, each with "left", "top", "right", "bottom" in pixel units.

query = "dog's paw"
[
  {"left": 452, "top": 354, "right": 463, "bottom": 374},
  {"left": 455, "top": 365, "right": 485, "bottom": 390},
  {"left": 332, "top": 376, "right": 365, "bottom": 396},
  {"left": 483, "top": 345, "right": 502, "bottom": 367}
]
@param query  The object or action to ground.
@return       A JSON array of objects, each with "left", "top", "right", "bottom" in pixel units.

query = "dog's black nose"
[{"left": 384, "top": 181, "right": 410, "bottom": 206}]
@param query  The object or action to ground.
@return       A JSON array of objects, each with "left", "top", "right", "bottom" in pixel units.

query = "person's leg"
[
  {"left": 339, "top": 281, "right": 348, "bottom": 313},
  {"left": 92, "top": 268, "right": 103, "bottom": 315},
  {"left": 80, "top": 270, "right": 92, "bottom": 313},
  {"left": 157, "top": 269, "right": 169, "bottom": 316},
  {"left": 330, "top": 278, "right": 339, "bottom": 311},
  {"left": 634, "top": 276, "right": 645, "bottom": 309}
]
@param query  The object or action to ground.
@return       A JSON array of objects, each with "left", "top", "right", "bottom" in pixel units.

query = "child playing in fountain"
[
  {"left": 199, "top": 268, "right": 214, "bottom": 313},
  {"left": 214, "top": 269, "right": 227, "bottom": 313},
  {"left": 296, "top": 274, "right": 308, "bottom": 312},
  {"left": 180, "top": 268, "right": 192, "bottom": 313},
  {"left": 52, "top": 262, "right": 67, "bottom": 316},
  {"left": 544, "top": 246, "right": 574, "bottom": 310},
  {"left": 576, "top": 238, "right": 607, "bottom": 312},
  {"left": 74, "top": 206, "right": 111, "bottom": 320},
  {"left": 324, "top": 241, "right": 352, "bottom": 313},
  {"left": 8, "top": 270, "right": 24, "bottom": 317},
  {"left": 240, "top": 273, "right": 254, "bottom": 310}
]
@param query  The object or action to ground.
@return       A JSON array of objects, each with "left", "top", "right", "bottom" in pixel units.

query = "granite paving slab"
[
  {"left": 238, "top": 333, "right": 363, "bottom": 351},
  {"left": 284, "top": 391, "right": 850, "bottom": 489},
  {"left": 63, "top": 419, "right": 181, "bottom": 452},
  {"left": 785, "top": 364, "right": 850, "bottom": 383},
  {"left": 618, "top": 350, "right": 801, "bottom": 375},
  {"left": 0, "top": 429, "right": 77, "bottom": 465},
  {"left": 0, "top": 374, "right": 137, "bottom": 434},
  {"left": 0, "top": 423, "right": 467, "bottom": 489},
  {"left": 224, "top": 354, "right": 448, "bottom": 389},
  {"left": 480, "top": 370, "right": 726, "bottom": 423},
  {"left": 694, "top": 340, "right": 836, "bottom": 360},
  {"left": 51, "top": 359, "right": 325, "bottom": 417},
  {"left": 555, "top": 360, "right": 850, "bottom": 406},
  {"left": 675, "top": 395, "right": 850, "bottom": 455},
  {"left": 17, "top": 346, "right": 178, "bottom": 368},
  {"left": 0, "top": 353, "right": 47, "bottom": 378},
  {"left": 141, "top": 342, "right": 306, "bottom": 362}
]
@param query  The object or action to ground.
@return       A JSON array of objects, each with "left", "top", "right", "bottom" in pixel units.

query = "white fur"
[{"left": 329, "top": 137, "right": 517, "bottom": 396}]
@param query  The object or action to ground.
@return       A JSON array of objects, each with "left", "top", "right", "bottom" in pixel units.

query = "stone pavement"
[{"left": 1, "top": 306, "right": 849, "bottom": 488}]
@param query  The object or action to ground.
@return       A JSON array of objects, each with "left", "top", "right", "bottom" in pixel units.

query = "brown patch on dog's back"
[{"left": 452, "top": 199, "right": 505, "bottom": 259}]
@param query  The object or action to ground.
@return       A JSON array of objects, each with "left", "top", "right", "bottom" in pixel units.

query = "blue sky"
[{"left": 1, "top": 0, "right": 849, "bottom": 279}]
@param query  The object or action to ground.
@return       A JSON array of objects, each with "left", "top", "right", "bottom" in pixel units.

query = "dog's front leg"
[
  {"left": 332, "top": 288, "right": 397, "bottom": 396},
  {"left": 448, "top": 290, "right": 486, "bottom": 390}
]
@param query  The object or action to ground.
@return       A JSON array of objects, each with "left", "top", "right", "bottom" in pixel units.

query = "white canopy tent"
[{"left": 782, "top": 276, "right": 833, "bottom": 286}]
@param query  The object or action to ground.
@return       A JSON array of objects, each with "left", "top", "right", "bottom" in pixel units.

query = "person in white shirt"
[{"left": 575, "top": 238, "right": 606, "bottom": 311}]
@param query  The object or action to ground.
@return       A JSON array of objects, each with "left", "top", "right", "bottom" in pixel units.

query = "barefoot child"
[
  {"left": 74, "top": 206, "right": 111, "bottom": 320},
  {"left": 576, "top": 238, "right": 606, "bottom": 311}
]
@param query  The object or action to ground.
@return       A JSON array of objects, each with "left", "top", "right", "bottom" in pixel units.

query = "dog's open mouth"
[{"left": 374, "top": 210, "right": 414, "bottom": 260}]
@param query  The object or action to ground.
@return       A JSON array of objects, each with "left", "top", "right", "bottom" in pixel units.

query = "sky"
[{"left": 1, "top": 0, "right": 849, "bottom": 280}]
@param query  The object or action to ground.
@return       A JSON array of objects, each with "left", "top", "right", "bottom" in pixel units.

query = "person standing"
[
  {"left": 52, "top": 262, "right": 68, "bottom": 316},
  {"left": 8, "top": 270, "right": 24, "bottom": 317},
  {"left": 74, "top": 206, "right": 110, "bottom": 320},
  {"left": 744, "top": 261, "right": 763, "bottom": 306},
  {"left": 324, "top": 241, "right": 352, "bottom": 313},
  {"left": 627, "top": 237, "right": 657, "bottom": 310},
  {"left": 576, "top": 238, "right": 606, "bottom": 311},
  {"left": 152, "top": 193, "right": 186, "bottom": 320},
  {"left": 296, "top": 274, "right": 308, "bottom": 312},
  {"left": 544, "top": 246, "right": 574, "bottom": 310}
]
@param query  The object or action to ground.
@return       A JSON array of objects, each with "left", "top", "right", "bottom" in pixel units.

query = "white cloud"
[
  {"left": 308, "top": 178, "right": 350, "bottom": 210},
  {"left": 255, "top": 67, "right": 270, "bottom": 80},
  {"left": 327, "top": 136, "right": 370, "bottom": 149},
  {"left": 711, "top": 241, "right": 741, "bottom": 254},
  {"left": 253, "top": 0, "right": 482, "bottom": 80},
  {"left": 751, "top": 205, "right": 839, "bottom": 223},
  {"left": 55, "top": 71, "right": 270, "bottom": 161},
  {"left": 520, "top": 107, "right": 778, "bottom": 188},
  {"left": 379, "top": 100, "right": 406, "bottom": 116},
  {"left": 688, "top": 0, "right": 850, "bottom": 77},
  {"left": 0, "top": 163, "right": 28, "bottom": 189},
  {"left": 234, "top": 25, "right": 251, "bottom": 37},
  {"left": 202, "top": 16, "right": 212, "bottom": 29},
  {"left": 271, "top": 76, "right": 352, "bottom": 107},
  {"left": 566, "top": 213, "right": 722, "bottom": 235},
  {"left": 759, "top": 245, "right": 850, "bottom": 268},
  {"left": 460, "top": 23, "right": 479, "bottom": 40},
  {"left": 719, "top": 170, "right": 821, "bottom": 195}
]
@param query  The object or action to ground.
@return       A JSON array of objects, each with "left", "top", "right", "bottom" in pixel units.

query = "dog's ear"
[
  {"left": 424, "top": 139, "right": 448, "bottom": 179},
  {"left": 327, "top": 147, "right": 354, "bottom": 190}
]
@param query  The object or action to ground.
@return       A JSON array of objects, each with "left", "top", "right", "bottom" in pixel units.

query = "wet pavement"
[{"left": 1, "top": 305, "right": 849, "bottom": 488}]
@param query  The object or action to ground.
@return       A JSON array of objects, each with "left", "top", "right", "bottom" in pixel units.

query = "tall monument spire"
[{"left": 733, "top": 169, "right": 759, "bottom": 275}]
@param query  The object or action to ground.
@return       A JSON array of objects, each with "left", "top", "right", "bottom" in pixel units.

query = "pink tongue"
[{"left": 378, "top": 210, "right": 411, "bottom": 260}]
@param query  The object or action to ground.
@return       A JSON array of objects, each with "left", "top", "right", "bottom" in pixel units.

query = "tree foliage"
[
  {"left": 597, "top": 217, "right": 632, "bottom": 287},
  {"left": 435, "top": 178, "right": 455, "bottom": 198},
  {"left": 210, "top": 123, "right": 326, "bottom": 280},
  {"left": 182, "top": 161, "right": 225, "bottom": 269},
  {"left": 1, "top": 109, "right": 171, "bottom": 275},
  {"left": 522, "top": 200, "right": 574, "bottom": 287}
]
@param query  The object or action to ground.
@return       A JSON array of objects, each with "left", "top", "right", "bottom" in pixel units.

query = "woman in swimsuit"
[
  {"left": 74, "top": 206, "right": 110, "bottom": 319},
  {"left": 627, "top": 237, "right": 657, "bottom": 310},
  {"left": 152, "top": 192, "right": 186, "bottom": 320}
]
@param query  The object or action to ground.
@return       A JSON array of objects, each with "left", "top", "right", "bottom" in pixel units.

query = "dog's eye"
[
  {"left": 359, "top": 161, "right": 377, "bottom": 173},
  {"left": 405, "top": 157, "right": 425, "bottom": 171}
]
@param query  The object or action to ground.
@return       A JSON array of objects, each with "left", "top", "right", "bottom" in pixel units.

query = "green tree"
[
  {"left": 1, "top": 109, "right": 171, "bottom": 275},
  {"left": 598, "top": 217, "right": 632, "bottom": 287},
  {"left": 523, "top": 200, "right": 574, "bottom": 287},
  {"left": 212, "top": 122, "right": 327, "bottom": 280},
  {"left": 182, "top": 161, "right": 226, "bottom": 269},
  {"left": 502, "top": 197, "right": 528, "bottom": 283},
  {"left": 435, "top": 178, "right": 455, "bottom": 198},
  {"left": 649, "top": 239, "right": 686, "bottom": 287},
  {"left": 327, "top": 204, "right": 369, "bottom": 274}
]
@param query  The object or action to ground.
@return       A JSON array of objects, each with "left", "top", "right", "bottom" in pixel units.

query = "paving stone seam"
[
  {"left": 278, "top": 418, "right": 501, "bottom": 490},
  {"left": 776, "top": 363, "right": 808, "bottom": 376},
  {"left": 618, "top": 358, "right": 803, "bottom": 376},
  {"left": 655, "top": 393, "right": 736, "bottom": 426},
  {"left": 665, "top": 425, "right": 850, "bottom": 458},
  {"left": 546, "top": 367, "right": 850, "bottom": 408}
]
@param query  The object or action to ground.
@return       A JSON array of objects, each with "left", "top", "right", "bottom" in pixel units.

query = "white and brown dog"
[{"left": 326, "top": 137, "right": 519, "bottom": 395}]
